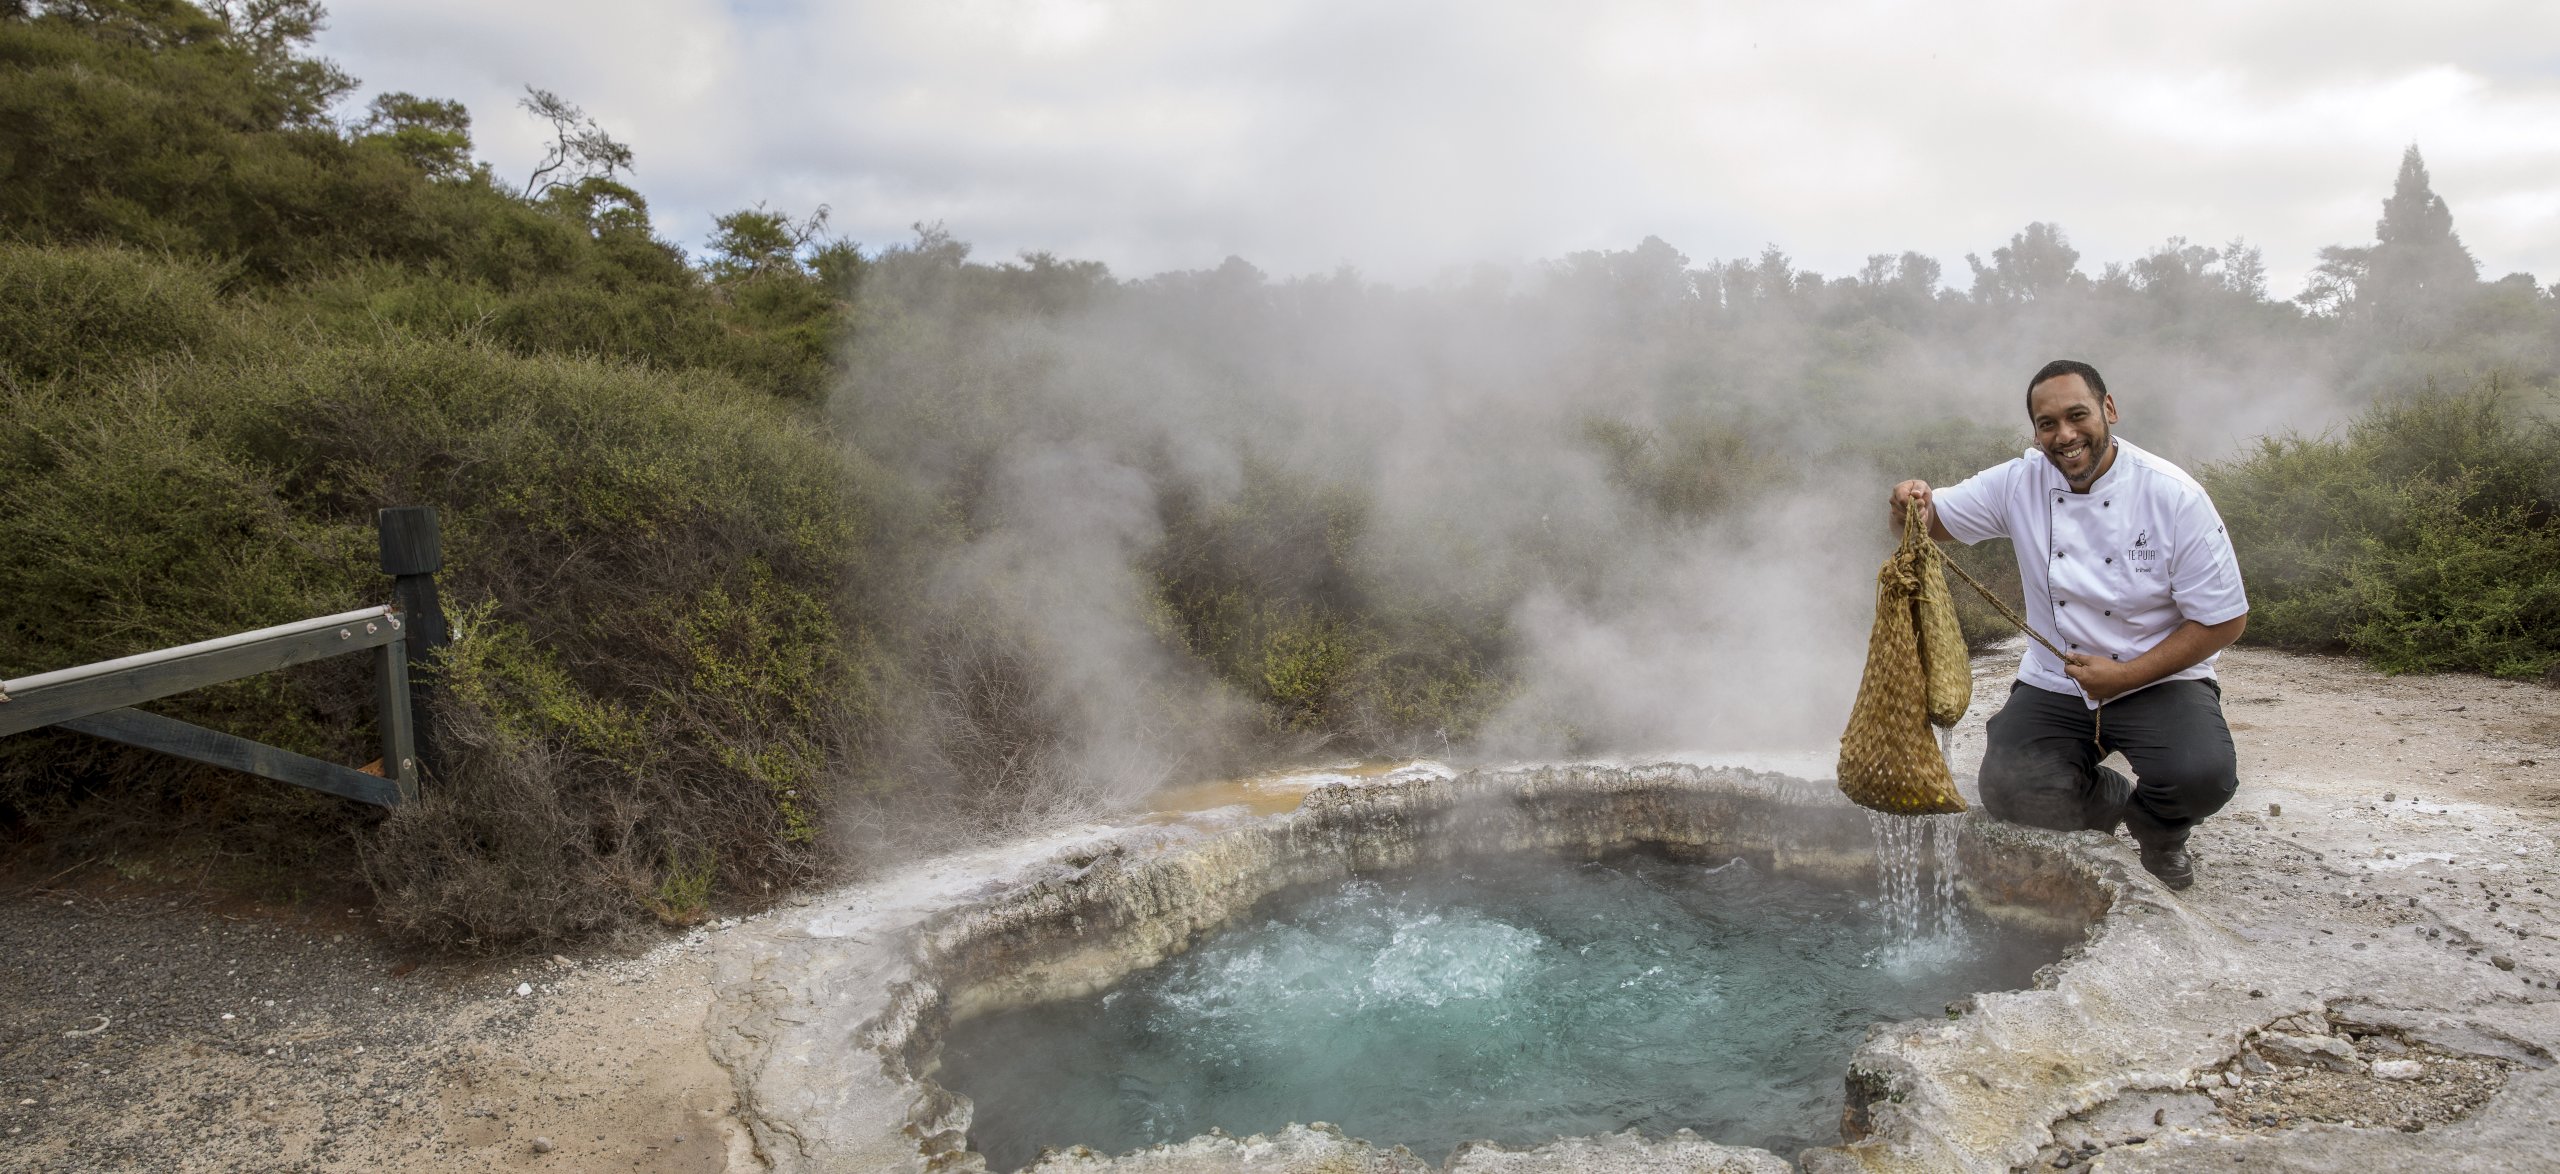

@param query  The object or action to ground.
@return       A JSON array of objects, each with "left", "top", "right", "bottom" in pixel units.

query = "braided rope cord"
[{"left": 1909, "top": 499, "right": 2105, "bottom": 746}]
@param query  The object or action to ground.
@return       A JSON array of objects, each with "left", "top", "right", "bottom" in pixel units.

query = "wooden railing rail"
[{"left": 0, "top": 507, "right": 448, "bottom": 808}]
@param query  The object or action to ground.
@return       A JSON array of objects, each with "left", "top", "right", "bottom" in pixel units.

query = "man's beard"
[{"left": 2045, "top": 433, "right": 2114, "bottom": 490}]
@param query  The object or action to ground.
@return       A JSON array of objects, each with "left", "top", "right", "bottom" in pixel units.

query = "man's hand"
[
  {"left": 1888, "top": 480, "right": 1953, "bottom": 541},
  {"left": 1889, "top": 480, "right": 1930, "bottom": 530},
  {"left": 2062, "top": 653, "right": 2143, "bottom": 702},
  {"left": 2063, "top": 616, "right": 2247, "bottom": 703}
]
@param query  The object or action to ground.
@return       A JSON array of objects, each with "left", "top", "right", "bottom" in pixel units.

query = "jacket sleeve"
[
  {"left": 2169, "top": 489, "right": 2249, "bottom": 626},
  {"left": 1930, "top": 459, "right": 2018, "bottom": 545}
]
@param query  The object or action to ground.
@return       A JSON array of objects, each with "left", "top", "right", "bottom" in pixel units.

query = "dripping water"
[
  {"left": 1868, "top": 724, "right": 1968, "bottom": 942},
  {"left": 1865, "top": 810, "right": 1968, "bottom": 943}
]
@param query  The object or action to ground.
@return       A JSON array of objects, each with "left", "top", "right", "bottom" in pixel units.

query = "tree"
[
  {"left": 357, "top": 91, "right": 473, "bottom": 180},
  {"left": 206, "top": 0, "right": 352, "bottom": 125},
  {"left": 1855, "top": 251, "right": 1942, "bottom": 321},
  {"left": 545, "top": 175, "right": 651, "bottom": 236},
  {"left": 2128, "top": 237, "right": 2218, "bottom": 294},
  {"left": 2297, "top": 245, "right": 2369, "bottom": 317},
  {"left": 518, "top": 87, "right": 634, "bottom": 200},
  {"left": 707, "top": 204, "right": 831, "bottom": 281},
  {"left": 2219, "top": 237, "right": 2268, "bottom": 300},
  {"left": 2366, "top": 145, "right": 2479, "bottom": 324},
  {"left": 1966, "top": 222, "right": 2083, "bottom": 302},
  {"left": 2302, "top": 147, "right": 2481, "bottom": 325}
]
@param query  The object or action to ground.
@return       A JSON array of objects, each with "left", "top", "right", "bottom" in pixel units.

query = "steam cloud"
[{"left": 834, "top": 230, "right": 2480, "bottom": 818}]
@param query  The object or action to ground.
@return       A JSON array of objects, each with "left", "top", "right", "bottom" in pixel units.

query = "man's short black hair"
[{"left": 2027, "top": 359, "right": 2109, "bottom": 413}]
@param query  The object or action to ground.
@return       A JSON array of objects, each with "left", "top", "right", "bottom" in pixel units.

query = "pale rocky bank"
[{"left": 4, "top": 646, "right": 2556, "bottom": 1172}]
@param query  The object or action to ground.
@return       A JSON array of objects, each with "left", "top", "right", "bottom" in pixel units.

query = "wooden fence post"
[{"left": 377, "top": 507, "right": 449, "bottom": 783}]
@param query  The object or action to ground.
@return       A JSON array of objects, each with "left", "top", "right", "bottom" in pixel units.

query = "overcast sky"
[{"left": 316, "top": 1, "right": 2560, "bottom": 295}]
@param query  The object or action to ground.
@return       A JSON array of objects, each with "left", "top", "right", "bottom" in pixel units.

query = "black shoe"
[{"left": 2141, "top": 844, "right": 2195, "bottom": 891}]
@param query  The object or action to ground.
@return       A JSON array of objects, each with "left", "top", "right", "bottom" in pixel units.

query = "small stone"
[
  {"left": 530, "top": 1136, "right": 555, "bottom": 1153},
  {"left": 2257, "top": 1032, "right": 2361, "bottom": 1073},
  {"left": 2373, "top": 1059, "right": 2424, "bottom": 1080},
  {"left": 2268, "top": 803, "right": 2282, "bottom": 817},
  {"left": 2248, "top": 989, "right": 2266, "bottom": 998},
  {"left": 2492, "top": 956, "right": 2516, "bottom": 971},
  {"left": 2222, "top": 1070, "right": 2242, "bottom": 1087},
  {"left": 515, "top": 982, "right": 534, "bottom": 997},
  {"left": 2383, "top": 792, "right": 2395, "bottom": 803},
  {"left": 2240, "top": 1049, "right": 2275, "bottom": 1075}
]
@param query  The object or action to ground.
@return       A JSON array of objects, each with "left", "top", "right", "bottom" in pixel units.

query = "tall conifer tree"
[{"left": 2367, "top": 145, "right": 2479, "bottom": 326}]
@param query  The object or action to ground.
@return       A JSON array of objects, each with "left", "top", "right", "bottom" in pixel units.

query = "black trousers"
[{"left": 1977, "top": 679, "right": 2239, "bottom": 849}]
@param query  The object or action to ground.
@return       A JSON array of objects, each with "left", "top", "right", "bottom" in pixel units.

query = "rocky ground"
[
  {"left": 1937, "top": 646, "right": 2560, "bottom": 1172},
  {"left": 0, "top": 889, "right": 757, "bottom": 1172},
  {"left": 2, "top": 645, "right": 2555, "bottom": 1173}
]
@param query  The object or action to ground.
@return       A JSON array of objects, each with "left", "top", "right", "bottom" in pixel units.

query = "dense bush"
[
  {"left": 0, "top": 242, "right": 230, "bottom": 380},
  {"left": 0, "top": 334, "right": 888, "bottom": 943},
  {"left": 0, "top": 357, "right": 377, "bottom": 866},
  {"left": 2210, "top": 385, "right": 2560, "bottom": 678},
  {"left": 0, "top": 2, "right": 865, "bottom": 943}
]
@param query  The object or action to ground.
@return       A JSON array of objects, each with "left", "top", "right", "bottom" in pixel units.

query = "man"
[{"left": 1888, "top": 359, "right": 2247, "bottom": 890}]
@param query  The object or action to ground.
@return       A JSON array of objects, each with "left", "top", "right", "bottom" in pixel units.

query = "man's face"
[{"left": 2028, "top": 374, "right": 2117, "bottom": 487}]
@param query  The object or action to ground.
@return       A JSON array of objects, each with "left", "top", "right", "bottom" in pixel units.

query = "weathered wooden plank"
[
  {"left": 373, "top": 508, "right": 445, "bottom": 654},
  {"left": 376, "top": 506, "right": 442, "bottom": 576},
  {"left": 374, "top": 641, "right": 418, "bottom": 804},
  {"left": 377, "top": 507, "right": 448, "bottom": 777},
  {"left": 0, "top": 607, "right": 405, "bottom": 737},
  {"left": 56, "top": 708, "right": 404, "bottom": 808}
]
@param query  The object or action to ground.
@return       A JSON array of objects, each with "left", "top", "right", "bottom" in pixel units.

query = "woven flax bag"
[{"left": 1836, "top": 500, "right": 1969, "bottom": 814}]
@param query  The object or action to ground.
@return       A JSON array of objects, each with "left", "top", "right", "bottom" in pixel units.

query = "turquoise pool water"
[{"left": 939, "top": 849, "right": 2067, "bottom": 1169}]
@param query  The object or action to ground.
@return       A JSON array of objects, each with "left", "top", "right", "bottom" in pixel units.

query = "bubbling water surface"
[{"left": 939, "top": 851, "right": 2068, "bottom": 1170}]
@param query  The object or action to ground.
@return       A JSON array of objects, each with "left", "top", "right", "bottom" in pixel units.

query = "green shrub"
[
  {"left": 2210, "top": 383, "right": 2560, "bottom": 678},
  {"left": 1, "top": 335, "right": 885, "bottom": 946},
  {"left": 1257, "top": 611, "right": 1355, "bottom": 730},
  {"left": 0, "top": 242, "right": 230, "bottom": 380},
  {"left": 0, "top": 363, "right": 382, "bottom": 875},
  {"left": 262, "top": 261, "right": 844, "bottom": 403}
]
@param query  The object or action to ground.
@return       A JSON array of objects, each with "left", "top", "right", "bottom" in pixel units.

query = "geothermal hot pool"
[{"left": 939, "top": 823, "right": 2075, "bottom": 1168}]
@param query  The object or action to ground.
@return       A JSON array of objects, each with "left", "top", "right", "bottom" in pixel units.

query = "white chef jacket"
[{"left": 1931, "top": 437, "right": 2249, "bottom": 707}]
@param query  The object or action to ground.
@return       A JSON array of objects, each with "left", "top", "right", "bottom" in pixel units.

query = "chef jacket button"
[
  {"left": 2104, "top": 610, "right": 2112, "bottom": 616},
  {"left": 2103, "top": 500, "right": 2110, "bottom": 507},
  {"left": 2071, "top": 642, "right": 2080, "bottom": 649}
]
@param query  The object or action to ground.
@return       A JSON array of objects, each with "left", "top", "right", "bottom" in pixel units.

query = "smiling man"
[{"left": 1888, "top": 359, "right": 2248, "bottom": 890}]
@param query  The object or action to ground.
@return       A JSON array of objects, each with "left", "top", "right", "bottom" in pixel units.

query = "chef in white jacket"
[{"left": 1890, "top": 360, "right": 2249, "bottom": 891}]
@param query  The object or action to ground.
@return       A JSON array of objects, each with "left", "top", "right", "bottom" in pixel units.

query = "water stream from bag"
[
  {"left": 939, "top": 848, "right": 2066, "bottom": 1169},
  {"left": 1867, "top": 811, "right": 1967, "bottom": 940}
]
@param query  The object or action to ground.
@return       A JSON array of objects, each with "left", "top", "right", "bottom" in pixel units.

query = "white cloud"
[{"left": 319, "top": 0, "right": 2560, "bottom": 290}]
